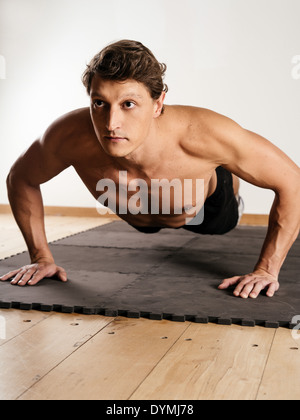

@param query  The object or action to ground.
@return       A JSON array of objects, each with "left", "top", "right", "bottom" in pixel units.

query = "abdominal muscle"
[{"left": 116, "top": 169, "right": 218, "bottom": 228}]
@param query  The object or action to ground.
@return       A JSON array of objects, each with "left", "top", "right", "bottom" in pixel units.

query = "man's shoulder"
[
  {"left": 45, "top": 107, "right": 92, "bottom": 137},
  {"left": 165, "top": 105, "right": 229, "bottom": 131},
  {"left": 166, "top": 105, "right": 242, "bottom": 160},
  {"left": 41, "top": 107, "right": 94, "bottom": 148},
  {"left": 38, "top": 107, "right": 98, "bottom": 165}
]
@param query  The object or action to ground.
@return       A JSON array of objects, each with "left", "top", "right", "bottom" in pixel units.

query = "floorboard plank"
[
  {"left": 18, "top": 317, "right": 190, "bottom": 400},
  {"left": 0, "top": 313, "right": 113, "bottom": 400},
  {"left": 0, "top": 309, "right": 52, "bottom": 346},
  {"left": 130, "top": 323, "right": 275, "bottom": 400},
  {"left": 256, "top": 327, "right": 300, "bottom": 400}
]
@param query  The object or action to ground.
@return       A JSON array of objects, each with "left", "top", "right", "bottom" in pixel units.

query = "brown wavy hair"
[{"left": 82, "top": 40, "right": 168, "bottom": 111}]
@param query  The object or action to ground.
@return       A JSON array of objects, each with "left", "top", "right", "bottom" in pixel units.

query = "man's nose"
[{"left": 106, "top": 108, "right": 121, "bottom": 132}]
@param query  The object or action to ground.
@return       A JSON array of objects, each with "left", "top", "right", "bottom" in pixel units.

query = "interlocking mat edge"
[{"left": 0, "top": 222, "right": 299, "bottom": 329}]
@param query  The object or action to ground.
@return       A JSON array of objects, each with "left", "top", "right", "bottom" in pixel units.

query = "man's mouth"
[{"left": 104, "top": 136, "right": 128, "bottom": 143}]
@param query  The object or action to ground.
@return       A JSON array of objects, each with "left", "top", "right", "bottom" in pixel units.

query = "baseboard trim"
[
  {"left": 0, "top": 204, "right": 119, "bottom": 219},
  {"left": 44, "top": 206, "right": 120, "bottom": 219},
  {"left": 0, "top": 204, "right": 269, "bottom": 226},
  {"left": 239, "top": 214, "right": 269, "bottom": 226},
  {"left": 0, "top": 204, "right": 13, "bottom": 214}
]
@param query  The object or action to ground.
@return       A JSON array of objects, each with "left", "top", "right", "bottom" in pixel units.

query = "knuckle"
[{"left": 240, "top": 278, "right": 251, "bottom": 286}]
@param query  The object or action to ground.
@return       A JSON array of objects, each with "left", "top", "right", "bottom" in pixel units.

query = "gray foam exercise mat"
[{"left": 0, "top": 221, "right": 299, "bottom": 329}]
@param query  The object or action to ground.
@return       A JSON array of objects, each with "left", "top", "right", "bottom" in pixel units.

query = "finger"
[
  {"left": 56, "top": 267, "right": 67, "bottom": 282},
  {"left": 27, "top": 267, "right": 54, "bottom": 286},
  {"left": 0, "top": 269, "right": 23, "bottom": 281},
  {"left": 218, "top": 276, "right": 241, "bottom": 289},
  {"left": 238, "top": 278, "right": 270, "bottom": 299},
  {"left": 27, "top": 271, "right": 48, "bottom": 286},
  {"left": 27, "top": 267, "right": 67, "bottom": 286},
  {"left": 238, "top": 281, "right": 257, "bottom": 299},
  {"left": 10, "top": 270, "right": 27, "bottom": 285},
  {"left": 266, "top": 282, "right": 279, "bottom": 297},
  {"left": 233, "top": 277, "right": 254, "bottom": 297},
  {"left": 16, "top": 268, "right": 38, "bottom": 286},
  {"left": 249, "top": 282, "right": 265, "bottom": 299}
]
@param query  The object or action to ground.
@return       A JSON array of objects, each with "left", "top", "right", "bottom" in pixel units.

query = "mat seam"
[{"left": 106, "top": 236, "right": 195, "bottom": 301}]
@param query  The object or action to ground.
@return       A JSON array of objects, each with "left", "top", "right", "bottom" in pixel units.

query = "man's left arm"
[{"left": 210, "top": 118, "right": 300, "bottom": 298}]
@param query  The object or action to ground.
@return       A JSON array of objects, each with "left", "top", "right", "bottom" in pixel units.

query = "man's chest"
[{"left": 74, "top": 155, "right": 214, "bottom": 216}]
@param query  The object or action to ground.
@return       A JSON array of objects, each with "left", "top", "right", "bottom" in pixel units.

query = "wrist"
[
  {"left": 254, "top": 262, "right": 279, "bottom": 280},
  {"left": 31, "top": 257, "right": 55, "bottom": 264},
  {"left": 30, "top": 252, "right": 55, "bottom": 265}
]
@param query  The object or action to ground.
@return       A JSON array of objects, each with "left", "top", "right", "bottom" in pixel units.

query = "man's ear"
[{"left": 153, "top": 91, "right": 166, "bottom": 118}]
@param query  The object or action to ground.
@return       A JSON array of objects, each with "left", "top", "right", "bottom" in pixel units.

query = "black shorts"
[{"left": 129, "top": 167, "right": 239, "bottom": 235}]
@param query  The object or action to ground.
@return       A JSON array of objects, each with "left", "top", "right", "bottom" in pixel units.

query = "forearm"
[
  {"left": 7, "top": 173, "right": 54, "bottom": 264},
  {"left": 254, "top": 191, "right": 300, "bottom": 277}
]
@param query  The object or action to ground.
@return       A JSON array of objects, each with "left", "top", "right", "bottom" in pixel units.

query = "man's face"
[{"left": 90, "top": 75, "right": 163, "bottom": 158}]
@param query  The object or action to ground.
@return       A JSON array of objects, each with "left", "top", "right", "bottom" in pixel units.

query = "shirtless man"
[{"left": 1, "top": 40, "right": 299, "bottom": 299}]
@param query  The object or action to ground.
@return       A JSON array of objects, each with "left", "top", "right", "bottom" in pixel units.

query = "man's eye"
[
  {"left": 123, "top": 101, "right": 135, "bottom": 109},
  {"left": 93, "top": 100, "right": 104, "bottom": 107}
]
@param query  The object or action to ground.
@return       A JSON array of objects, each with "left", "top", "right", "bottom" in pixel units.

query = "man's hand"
[
  {"left": 0, "top": 262, "right": 67, "bottom": 286},
  {"left": 218, "top": 268, "right": 280, "bottom": 299}
]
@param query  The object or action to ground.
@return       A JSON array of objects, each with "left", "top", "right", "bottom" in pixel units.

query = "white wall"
[{"left": 0, "top": 0, "right": 299, "bottom": 214}]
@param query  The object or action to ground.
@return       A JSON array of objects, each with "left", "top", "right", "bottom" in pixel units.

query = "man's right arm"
[{"left": 0, "top": 116, "right": 73, "bottom": 286}]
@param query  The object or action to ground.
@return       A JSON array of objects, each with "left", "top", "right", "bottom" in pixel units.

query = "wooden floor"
[{"left": 0, "top": 214, "right": 299, "bottom": 400}]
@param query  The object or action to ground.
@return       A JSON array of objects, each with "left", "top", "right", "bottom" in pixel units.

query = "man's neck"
[{"left": 114, "top": 118, "right": 165, "bottom": 174}]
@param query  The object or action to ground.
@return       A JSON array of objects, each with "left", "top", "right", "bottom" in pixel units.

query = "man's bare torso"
[{"left": 57, "top": 106, "right": 226, "bottom": 228}]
